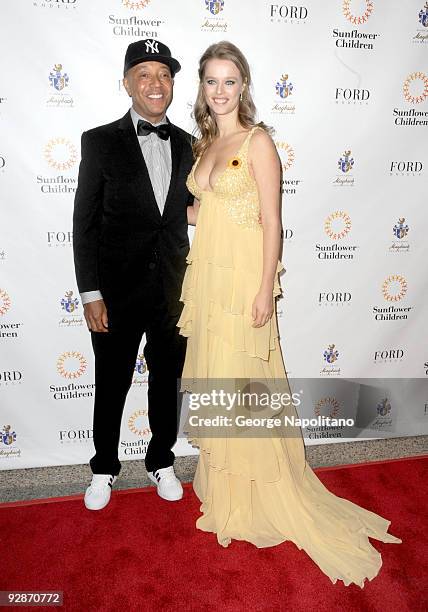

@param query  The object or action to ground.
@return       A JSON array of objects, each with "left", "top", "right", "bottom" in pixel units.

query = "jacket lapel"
[
  {"left": 162, "top": 122, "right": 183, "bottom": 219},
  {"left": 118, "top": 110, "right": 161, "bottom": 221}
]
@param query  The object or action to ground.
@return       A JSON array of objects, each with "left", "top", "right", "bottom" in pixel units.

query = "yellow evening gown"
[{"left": 176, "top": 126, "right": 402, "bottom": 588}]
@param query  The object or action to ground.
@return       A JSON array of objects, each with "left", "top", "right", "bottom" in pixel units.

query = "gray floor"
[{"left": 1, "top": 435, "right": 426, "bottom": 503}]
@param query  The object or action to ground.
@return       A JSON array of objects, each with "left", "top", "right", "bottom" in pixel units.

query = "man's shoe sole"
[
  {"left": 157, "top": 489, "right": 183, "bottom": 502},
  {"left": 84, "top": 499, "right": 111, "bottom": 511}
]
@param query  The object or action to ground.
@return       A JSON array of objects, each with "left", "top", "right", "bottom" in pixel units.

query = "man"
[{"left": 73, "top": 39, "right": 194, "bottom": 510}]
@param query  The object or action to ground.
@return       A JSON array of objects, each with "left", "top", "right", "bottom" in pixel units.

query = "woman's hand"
[{"left": 251, "top": 288, "right": 273, "bottom": 328}]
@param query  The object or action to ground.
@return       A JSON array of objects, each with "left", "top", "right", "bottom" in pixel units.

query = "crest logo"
[
  {"left": 1, "top": 425, "right": 16, "bottom": 446},
  {"left": 201, "top": 0, "right": 227, "bottom": 32},
  {"left": 145, "top": 39, "right": 159, "bottom": 54},
  {"left": 44, "top": 138, "right": 78, "bottom": 171},
  {"left": 338, "top": 150, "right": 354, "bottom": 173},
  {"left": 122, "top": 0, "right": 151, "bottom": 9},
  {"left": 61, "top": 290, "right": 79, "bottom": 314},
  {"left": 57, "top": 351, "right": 87, "bottom": 379},
  {"left": 128, "top": 409, "right": 151, "bottom": 437},
  {"left": 134, "top": 354, "right": 147, "bottom": 375},
  {"left": 419, "top": 2, "right": 428, "bottom": 27},
  {"left": 275, "top": 74, "right": 293, "bottom": 99},
  {"left": 314, "top": 397, "right": 340, "bottom": 418},
  {"left": 382, "top": 275, "right": 407, "bottom": 302},
  {"left": 403, "top": 72, "right": 428, "bottom": 104},
  {"left": 376, "top": 398, "right": 391, "bottom": 416},
  {"left": 275, "top": 141, "right": 295, "bottom": 171},
  {"left": 324, "top": 211, "right": 352, "bottom": 240},
  {"left": 133, "top": 353, "right": 148, "bottom": 385},
  {"left": 49, "top": 64, "right": 69, "bottom": 92},
  {"left": 323, "top": 344, "right": 339, "bottom": 364},
  {"left": 205, "top": 0, "right": 224, "bottom": 15},
  {"left": 342, "top": 0, "right": 373, "bottom": 25},
  {"left": 393, "top": 218, "right": 409, "bottom": 240},
  {"left": 0, "top": 289, "right": 11, "bottom": 316}
]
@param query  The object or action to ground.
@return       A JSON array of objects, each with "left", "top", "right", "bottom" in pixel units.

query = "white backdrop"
[{"left": 1, "top": 0, "right": 427, "bottom": 469}]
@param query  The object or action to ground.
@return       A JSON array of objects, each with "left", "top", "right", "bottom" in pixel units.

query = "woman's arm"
[
  {"left": 187, "top": 199, "right": 200, "bottom": 226},
  {"left": 249, "top": 130, "right": 282, "bottom": 328}
]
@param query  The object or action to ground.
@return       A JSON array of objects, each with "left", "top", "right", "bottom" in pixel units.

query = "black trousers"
[{"left": 89, "top": 281, "right": 186, "bottom": 476}]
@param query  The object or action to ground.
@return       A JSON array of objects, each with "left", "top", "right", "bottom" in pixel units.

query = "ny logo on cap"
[{"left": 145, "top": 40, "right": 159, "bottom": 54}]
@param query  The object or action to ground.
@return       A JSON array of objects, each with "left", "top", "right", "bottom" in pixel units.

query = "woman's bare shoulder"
[{"left": 249, "top": 127, "right": 277, "bottom": 157}]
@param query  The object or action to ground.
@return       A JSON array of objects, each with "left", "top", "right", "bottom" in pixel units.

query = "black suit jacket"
[{"left": 73, "top": 110, "right": 194, "bottom": 321}]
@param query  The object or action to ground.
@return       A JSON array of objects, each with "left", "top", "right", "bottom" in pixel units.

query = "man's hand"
[{"left": 83, "top": 299, "right": 108, "bottom": 332}]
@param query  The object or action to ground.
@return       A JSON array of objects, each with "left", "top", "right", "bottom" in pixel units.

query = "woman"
[{"left": 177, "top": 41, "right": 401, "bottom": 588}]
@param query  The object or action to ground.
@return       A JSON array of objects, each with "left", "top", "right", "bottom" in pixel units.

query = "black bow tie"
[{"left": 137, "top": 119, "right": 170, "bottom": 140}]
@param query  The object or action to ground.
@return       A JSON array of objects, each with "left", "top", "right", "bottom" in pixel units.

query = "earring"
[{"left": 240, "top": 91, "right": 243, "bottom": 101}]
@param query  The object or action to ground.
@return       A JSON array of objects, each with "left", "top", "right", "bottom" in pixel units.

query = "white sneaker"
[
  {"left": 84, "top": 474, "right": 117, "bottom": 510},
  {"left": 147, "top": 466, "right": 183, "bottom": 501}
]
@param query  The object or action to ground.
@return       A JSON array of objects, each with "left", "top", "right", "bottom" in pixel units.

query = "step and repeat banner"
[{"left": 0, "top": 0, "right": 427, "bottom": 469}]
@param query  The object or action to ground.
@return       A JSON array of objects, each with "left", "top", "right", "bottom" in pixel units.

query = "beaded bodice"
[{"left": 186, "top": 126, "right": 262, "bottom": 230}]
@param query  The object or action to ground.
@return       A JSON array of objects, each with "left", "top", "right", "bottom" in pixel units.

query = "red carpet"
[{"left": 0, "top": 455, "right": 426, "bottom": 612}]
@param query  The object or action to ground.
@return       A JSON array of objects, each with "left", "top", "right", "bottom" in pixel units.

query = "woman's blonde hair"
[{"left": 193, "top": 41, "right": 271, "bottom": 158}]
